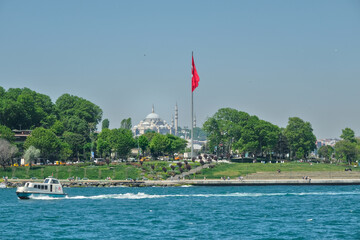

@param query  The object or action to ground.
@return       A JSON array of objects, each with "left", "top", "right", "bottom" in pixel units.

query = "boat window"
[
  {"left": 34, "top": 185, "right": 37, "bottom": 188},
  {"left": 45, "top": 186, "right": 48, "bottom": 190},
  {"left": 44, "top": 179, "right": 49, "bottom": 183},
  {"left": 25, "top": 183, "right": 29, "bottom": 187},
  {"left": 52, "top": 180, "right": 59, "bottom": 184},
  {"left": 41, "top": 185, "right": 44, "bottom": 190}
]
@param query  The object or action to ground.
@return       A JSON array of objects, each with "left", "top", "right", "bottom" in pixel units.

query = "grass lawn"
[
  {"left": 0, "top": 161, "right": 201, "bottom": 180},
  {"left": 194, "top": 162, "right": 358, "bottom": 179},
  {"left": 1, "top": 161, "right": 356, "bottom": 180}
]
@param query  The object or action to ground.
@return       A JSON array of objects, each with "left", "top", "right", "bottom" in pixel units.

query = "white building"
[{"left": 132, "top": 105, "right": 176, "bottom": 137}]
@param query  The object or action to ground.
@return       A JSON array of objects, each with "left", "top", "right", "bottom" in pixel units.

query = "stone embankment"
[{"left": 5, "top": 175, "right": 360, "bottom": 188}]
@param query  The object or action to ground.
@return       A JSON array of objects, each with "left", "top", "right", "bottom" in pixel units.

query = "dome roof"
[{"left": 145, "top": 112, "right": 160, "bottom": 120}]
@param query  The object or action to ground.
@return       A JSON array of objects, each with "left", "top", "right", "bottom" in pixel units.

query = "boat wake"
[{"left": 28, "top": 191, "right": 360, "bottom": 200}]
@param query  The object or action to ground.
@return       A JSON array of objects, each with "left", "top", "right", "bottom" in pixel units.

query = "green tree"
[
  {"left": 97, "top": 138, "right": 111, "bottom": 158},
  {"left": 284, "top": 117, "right": 316, "bottom": 159},
  {"left": 334, "top": 128, "right": 359, "bottom": 164},
  {"left": 51, "top": 120, "right": 65, "bottom": 136},
  {"left": 0, "top": 125, "right": 15, "bottom": 142},
  {"left": 203, "top": 108, "right": 250, "bottom": 155},
  {"left": 102, "top": 119, "right": 110, "bottom": 129},
  {"left": 334, "top": 140, "right": 357, "bottom": 165},
  {"left": 55, "top": 93, "right": 102, "bottom": 136},
  {"left": 24, "top": 127, "right": 61, "bottom": 160},
  {"left": 149, "top": 133, "right": 170, "bottom": 157},
  {"left": 318, "top": 145, "right": 334, "bottom": 161},
  {"left": 120, "top": 118, "right": 132, "bottom": 130},
  {"left": 166, "top": 134, "right": 187, "bottom": 159},
  {"left": 0, "top": 87, "right": 54, "bottom": 129},
  {"left": 96, "top": 128, "right": 112, "bottom": 158},
  {"left": 138, "top": 135, "right": 149, "bottom": 156},
  {"left": 274, "top": 129, "right": 289, "bottom": 159},
  {"left": 109, "top": 128, "right": 134, "bottom": 159},
  {"left": 59, "top": 142, "right": 72, "bottom": 162},
  {"left": 62, "top": 131, "right": 86, "bottom": 161},
  {"left": 340, "top": 128, "right": 356, "bottom": 143}
]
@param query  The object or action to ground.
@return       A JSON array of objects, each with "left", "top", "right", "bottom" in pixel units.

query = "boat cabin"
[{"left": 24, "top": 178, "right": 64, "bottom": 194}]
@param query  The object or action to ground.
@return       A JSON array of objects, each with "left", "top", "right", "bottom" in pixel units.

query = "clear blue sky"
[{"left": 0, "top": 0, "right": 359, "bottom": 139}]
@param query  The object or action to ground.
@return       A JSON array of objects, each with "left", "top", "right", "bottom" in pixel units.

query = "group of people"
[
  {"left": 302, "top": 176, "right": 311, "bottom": 182},
  {"left": 220, "top": 176, "right": 231, "bottom": 180}
]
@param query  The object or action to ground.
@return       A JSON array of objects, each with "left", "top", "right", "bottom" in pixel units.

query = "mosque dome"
[
  {"left": 145, "top": 112, "right": 160, "bottom": 120},
  {"left": 132, "top": 105, "right": 176, "bottom": 137}
]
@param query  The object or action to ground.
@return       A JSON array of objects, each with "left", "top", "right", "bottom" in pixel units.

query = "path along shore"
[
  {"left": 4, "top": 178, "right": 360, "bottom": 188},
  {"left": 4, "top": 170, "right": 360, "bottom": 187}
]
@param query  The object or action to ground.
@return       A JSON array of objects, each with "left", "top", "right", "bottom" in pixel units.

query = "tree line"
[
  {"left": 318, "top": 128, "right": 360, "bottom": 165},
  {"left": 203, "top": 108, "right": 317, "bottom": 160},
  {"left": 0, "top": 87, "right": 357, "bottom": 168},
  {"left": 0, "top": 87, "right": 187, "bottom": 167}
]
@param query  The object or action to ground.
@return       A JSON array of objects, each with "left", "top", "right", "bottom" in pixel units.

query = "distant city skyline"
[{"left": 1, "top": 0, "right": 359, "bottom": 139}]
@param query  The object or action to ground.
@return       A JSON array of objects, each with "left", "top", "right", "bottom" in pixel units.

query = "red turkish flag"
[{"left": 192, "top": 55, "right": 200, "bottom": 92}]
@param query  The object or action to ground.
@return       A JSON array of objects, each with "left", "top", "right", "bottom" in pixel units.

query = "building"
[{"left": 132, "top": 105, "right": 177, "bottom": 137}]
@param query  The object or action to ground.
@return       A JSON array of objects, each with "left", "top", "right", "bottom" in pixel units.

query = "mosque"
[{"left": 132, "top": 105, "right": 179, "bottom": 137}]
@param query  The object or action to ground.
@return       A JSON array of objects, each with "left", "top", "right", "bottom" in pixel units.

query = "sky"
[{"left": 0, "top": 0, "right": 359, "bottom": 139}]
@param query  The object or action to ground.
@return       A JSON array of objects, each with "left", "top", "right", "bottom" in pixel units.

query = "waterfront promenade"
[{"left": 6, "top": 176, "right": 360, "bottom": 188}]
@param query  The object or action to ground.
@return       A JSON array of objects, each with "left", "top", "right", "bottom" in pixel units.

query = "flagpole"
[{"left": 191, "top": 52, "right": 194, "bottom": 159}]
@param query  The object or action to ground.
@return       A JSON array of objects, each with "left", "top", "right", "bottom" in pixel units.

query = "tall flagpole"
[{"left": 191, "top": 51, "right": 194, "bottom": 159}]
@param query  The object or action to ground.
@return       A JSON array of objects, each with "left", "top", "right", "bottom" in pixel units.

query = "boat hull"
[{"left": 16, "top": 191, "right": 67, "bottom": 199}]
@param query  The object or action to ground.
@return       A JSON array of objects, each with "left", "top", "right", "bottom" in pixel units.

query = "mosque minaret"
[{"left": 175, "top": 103, "right": 178, "bottom": 136}]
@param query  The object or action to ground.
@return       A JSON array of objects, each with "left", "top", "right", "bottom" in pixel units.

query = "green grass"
[
  {"left": 194, "top": 162, "right": 358, "bottom": 179},
  {"left": 1, "top": 161, "right": 356, "bottom": 180},
  {"left": 0, "top": 161, "right": 201, "bottom": 180}
]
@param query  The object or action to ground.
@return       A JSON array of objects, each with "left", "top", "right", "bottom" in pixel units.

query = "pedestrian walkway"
[{"left": 168, "top": 163, "right": 211, "bottom": 180}]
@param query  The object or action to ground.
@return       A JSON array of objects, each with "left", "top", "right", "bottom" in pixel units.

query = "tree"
[
  {"left": 24, "top": 127, "right": 61, "bottom": 160},
  {"left": 97, "top": 138, "right": 111, "bottom": 158},
  {"left": 120, "top": 118, "right": 132, "bottom": 130},
  {"left": 102, "top": 119, "right": 110, "bottom": 129},
  {"left": 203, "top": 108, "right": 251, "bottom": 155},
  {"left": 23, "top": 146, "right": 41, "bottom": 166},
  {"left": 109, "top": 128, "right": 134, "bottom": 159},
  {"left": 0, "top": 87, "right": 55, "bottom": 129},
  {"left": 0, "top": 139, "right": 18, "bottom": 170},
  {"left": 166, "top": 134, "right": 187, "bottom": 159},
  {"left": 284, "top": 117, "right": 316, "bottom": 159},
  {"left": 149, "top": 134, "right": 170, "bottom": 157},
  {"left": 334, "top": 140, "right": 357, "bottom": 165},
  {"left": 59, "top": 142, "right": 72, "bottom": 162},
  {"left": 62, "top": 131, "right": 86, "bottom": 161},
  {"left": 318, "top": 145, "right": 334, "bottom": 161},
  {"left": 233, "top": 117, "right": 280, "bottom": 159},
  {"left": 334, "top": 128, "right": 358, "bottom": 164},
  {"left": 97, "top": 128, "right": 112, "bottom": 158},
  {"left": 55, "top": 93, "right": 102, "bottom": 136},
  {"left": 51, "top": 120, "right": 65, "bottom": 136},
  {"left": 0, "top": 125, "right": 15, "bottom": 142},
  {"left": 274, "top": 130, "right": 289, "bottom": 159},
  {"left": 138, "top": 135, "right": 149, "bottom": 156},
  {"left": 340, "top": 128, "right": 356, "bottom": 143}
]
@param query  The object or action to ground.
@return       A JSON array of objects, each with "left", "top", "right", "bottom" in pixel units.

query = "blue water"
[{"left": 1, "top": 185, "right": 360, "bottom": 239}]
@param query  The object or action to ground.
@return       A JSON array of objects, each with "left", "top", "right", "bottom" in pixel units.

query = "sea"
[{"left": 1, "top": 185, "right": 359, "bottom": 240}]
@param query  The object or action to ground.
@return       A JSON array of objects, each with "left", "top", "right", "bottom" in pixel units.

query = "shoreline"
[{"left": 4, "top": 178, "right": 360, "bottom": 188}]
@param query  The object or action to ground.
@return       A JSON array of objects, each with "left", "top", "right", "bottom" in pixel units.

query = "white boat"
[
  {"left": 16, "top": 177, "right": 67, "bottom": 199},
  {"left": 0, "top": 182, "right": 6, "bottom": 188}
]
